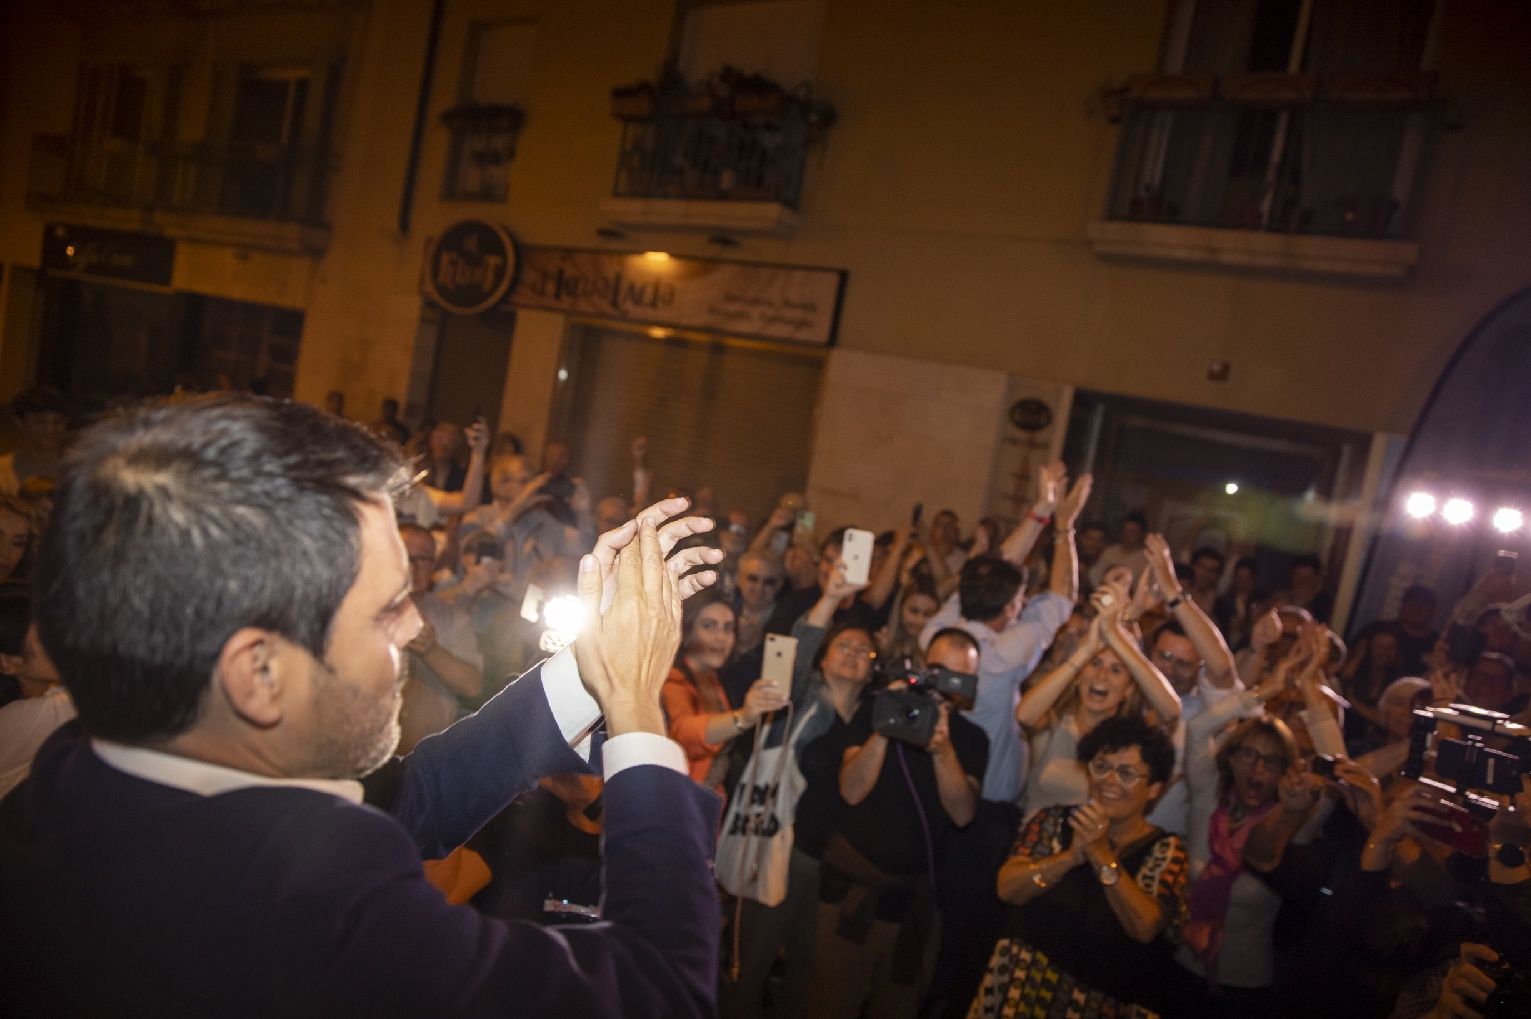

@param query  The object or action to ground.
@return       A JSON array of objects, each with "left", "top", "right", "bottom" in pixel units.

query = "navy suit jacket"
[{"left": 0, "top": 663, "right": 721, "bottom": 1017}]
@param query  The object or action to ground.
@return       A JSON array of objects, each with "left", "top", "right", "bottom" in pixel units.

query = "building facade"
[{"left": 3, "top": 0, "right": 1529, "bottom": 628}]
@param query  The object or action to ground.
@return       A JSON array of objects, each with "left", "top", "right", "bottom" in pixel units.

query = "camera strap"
[{"left": 894, "top": 743, "right": 938, "bottom": 893}]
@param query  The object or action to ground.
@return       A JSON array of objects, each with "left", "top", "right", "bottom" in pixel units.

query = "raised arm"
[
  {"left": 862, "top": 524, "right": 912, "bottom": 610},
  {"left": 426, "top": 420, "right": 488, "bottom": 517},
  {"left": 999, "top": 460, "right": 1064, "bottom": 565},
  {"left": 749, "top": 502, "right": 796, "bottom": 559},
  {"left": 1048, "top": 473, "right": 1092, "bottom": 602},
  {"left": 1017, "top": 610, "right": 1105, "bottom": 731},
  {"left": 1143, "top": 533, "right": 1238, "bottom": 689},
  {"left": 1100, "top": 610, "right": 1181, "bottom": 723}
]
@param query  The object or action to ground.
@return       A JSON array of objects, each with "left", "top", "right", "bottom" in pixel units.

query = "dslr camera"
[
  {"left": 1402, "top": 703, "right": 1530, "bottom": 855},
  {"left": 872, "top": 663, "right": 978, "bottom": 748}
]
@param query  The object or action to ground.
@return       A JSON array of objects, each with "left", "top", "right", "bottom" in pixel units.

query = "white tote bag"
[{"left": 715, "top": 702, "right": 808, "bottom": 907}]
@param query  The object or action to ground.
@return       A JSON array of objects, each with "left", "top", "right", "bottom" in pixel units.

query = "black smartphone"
[
  {"left": 1494, "top": 549, "right": 1519, "bottom": 575},
  {"left": 1310, "top": 754, "right": 1338, "bottom": 780},
  {"left": 912, "top": 503, "right": 924, "bottom": 528}
]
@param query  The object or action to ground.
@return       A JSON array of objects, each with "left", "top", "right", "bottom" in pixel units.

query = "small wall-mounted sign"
[
  {"left": 423, "top": 220, "right": 519, "bottom": 315},
  {"left": 1008, "top": 398, "right": 1053, "bottom": 433}
]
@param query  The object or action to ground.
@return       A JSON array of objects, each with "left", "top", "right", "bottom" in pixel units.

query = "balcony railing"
[
  {"left": 611, "top": 86, "right": 826, "bottom": 209},
  {"left": 27, "top": 133, "right": 333, "bottom": 227},
  {"left": 1106, "top": 78, "right": 1433, "bottom": 241}
]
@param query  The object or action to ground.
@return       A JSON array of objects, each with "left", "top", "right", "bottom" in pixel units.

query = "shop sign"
[
  {"left": 511, "top": 247, "right": 845, "bottom": 346},
  {"left": 41, "top": 224, "right": 174, "bottom": 287},
  {"left": 424, "top": 220, "right": 518, "bottom": 315}
]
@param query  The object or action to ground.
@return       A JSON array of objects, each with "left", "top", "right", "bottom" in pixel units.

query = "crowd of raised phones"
[{"left": 1, "top": 395, "right": 1528, "bottom": 1019}]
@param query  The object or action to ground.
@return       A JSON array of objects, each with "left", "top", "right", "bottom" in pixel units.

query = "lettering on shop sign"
[
  {"left": 423, "top": 220, "right": 519, "bottom": 315},
  {"left": 511, "top": 246, "right": 846, "bottom": 346},
  {"left": 726, "top": 780, "right": 782, "bottom": 837},
  {"left": 41, "top": 223, "right": 175, "bottom": 286}
]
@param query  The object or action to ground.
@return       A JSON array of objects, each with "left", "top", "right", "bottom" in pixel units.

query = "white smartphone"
[
  {"left": 840, "top": 527, "right": 874, "bottom": 585},
  {"left": 763, "top": 633, "right": 798, "bottom": 686}
]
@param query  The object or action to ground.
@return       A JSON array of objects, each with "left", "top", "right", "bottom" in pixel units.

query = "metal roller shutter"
[{"left": 562, "top": 325, "right": 823, "bottom": 520}]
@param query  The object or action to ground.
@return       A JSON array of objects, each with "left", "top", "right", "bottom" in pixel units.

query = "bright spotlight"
[
  {"left": 1442, "top": 497, "right": 1475, "bottom": 526},
  {"left": 543, "top": 595, "right": 585, "bottom": 635},
  {"left": 1404, "top": 491, "right": 1436, "bottom": 519},
  {"left": 1493, "top": 507, "right": 1524, "bottom": 534},
  {"left": 539, "top": 594, "right": 586, "bottom": 653},
  {"left": 1223, "top": 482, "right": 1239, "bottom": 495}
]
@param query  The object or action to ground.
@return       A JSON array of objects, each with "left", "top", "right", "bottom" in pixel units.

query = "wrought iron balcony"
[
  {"left": 1105, "top": 74, "right": 1434, "bottom": 241},
  {"left": 27, "top": 133, "right": 333, "bottom": 227},
  {"left": 610, "top": 76, "right": 831, "bottom": 210}
]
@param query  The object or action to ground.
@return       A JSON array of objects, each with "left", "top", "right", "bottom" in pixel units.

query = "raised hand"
[
  {"left": 1142, "top": 534, "right": 1180, "bottom": 598},
  {"left": 583, "top": 497, "right": 723, "bottom": 615},
  {"left": 1275, "top": 759, "right": 1323, "bottom": 820},
  {"left": 1370, "top": 784, "right": 1451, "bottom": 851},
  {"left": 464, "top": 419, "right": 489, "bottom": 454},
  {"left": 1332, "top": 757, "right": 1384, "bottom": 831},
  {"left": 1036, "top": 460, "right": 1067, "bottom": 509},
  {"left": 823, "top": 557, "right": 869, "bottom": 601},
  {"left": 741, "top": 676, "right": 789, "bottom": 726},
  {"left": 1428, "top": 663, "right": 1467, "bottom": 706},
  {"left": 1055, "top": 473, "right": 1093, "bottom": 529},
  {"left": 572, "top": 518, "right": 683, "bottom": 737},
  {"left": 1129, "top": 564, "right": 1162, "bottom": 621},
  {"left": 1250, "top": 609, "right": 1283, "bottom": 652}
]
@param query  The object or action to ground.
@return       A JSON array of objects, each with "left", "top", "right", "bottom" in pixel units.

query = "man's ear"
[{"left": 216, "top": 628, "right": 289, "bottom": 728}]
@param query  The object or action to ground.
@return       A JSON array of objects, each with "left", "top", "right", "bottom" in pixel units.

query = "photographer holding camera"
[
  {"left": 803, "top": 629, "right": 987, "bottom": 1019},
  {"left": 1398, "top": 774, "right": 1531, "bottom": 1019}
]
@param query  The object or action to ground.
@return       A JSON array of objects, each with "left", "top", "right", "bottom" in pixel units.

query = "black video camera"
[
  {"left": 871, "top": 665, "right": 978, "bottom": 747},
  {"left": 1404, "top": 704, "right": 1531, "bottom": 796}
]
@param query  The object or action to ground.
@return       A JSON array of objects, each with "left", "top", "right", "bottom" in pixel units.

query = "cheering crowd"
[{"left": 1, "top": 388, "right": 1529, "bottom": 1019}]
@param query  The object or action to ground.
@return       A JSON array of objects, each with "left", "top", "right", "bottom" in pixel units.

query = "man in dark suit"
[{"left": 0, "top": 396, "right": 723, "bottom": 1017}]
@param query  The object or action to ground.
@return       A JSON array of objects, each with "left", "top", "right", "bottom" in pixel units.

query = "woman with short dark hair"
[{"left": 970, "top": 715, "right": 1188, "bottom": 1018}]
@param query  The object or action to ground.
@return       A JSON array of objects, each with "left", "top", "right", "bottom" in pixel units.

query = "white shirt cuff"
[
  {"left": 539, "top": 646, "right": 689, "bottom": 778},
  {"left": 540, "top": 646, "right": 601, "bottom": 762},
  {"left": 602, "top": 732, "right": 688, "bottom": 780}
]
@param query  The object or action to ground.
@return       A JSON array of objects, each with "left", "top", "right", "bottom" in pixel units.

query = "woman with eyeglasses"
[
  {"left": 970, "top": 715, "right": 1187, "bottom": 1018},
  {"left": 1171, "top": 698, "right": 1309, "bottom": 1018},
  {"left": 722, "top": 563, "right": 879, "bottom": 1018},
  {"left": 1016, "top": 580, "right": 1181, "bottom": 819}
]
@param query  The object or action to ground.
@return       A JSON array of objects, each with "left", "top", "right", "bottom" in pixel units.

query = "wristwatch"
[
  {"left": 1096, "top": 860, "right": 1121, "bottom": 886},
  {"left": 1492, "top": 841, "right": 1528, "bottom": 868}
]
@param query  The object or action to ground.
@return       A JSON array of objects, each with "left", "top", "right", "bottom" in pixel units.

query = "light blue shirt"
[{"left": 921, "top": 590, "right": 1073, "bottom": 803}]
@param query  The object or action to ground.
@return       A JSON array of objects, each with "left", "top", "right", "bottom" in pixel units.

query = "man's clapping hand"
[{"left": 572, "top": 498, "right": 723, "bottom": 736}]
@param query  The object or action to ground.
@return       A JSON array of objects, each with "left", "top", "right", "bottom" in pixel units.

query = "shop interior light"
[
  {"left": 642, "top": 250, "right": 671, "bottom": 263},
  {"left": 1493, "top": 507, "right": 1524, "bottom": 533},
  {"left": 1224, "top": 482, "right": 1239, "bottom": 495},
  {"left": 1442, "top": 497, "right": 1475, "bottom": 525},
  {"left": 1405, "top": 491, "right": 1437, "bottom": 519}
]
